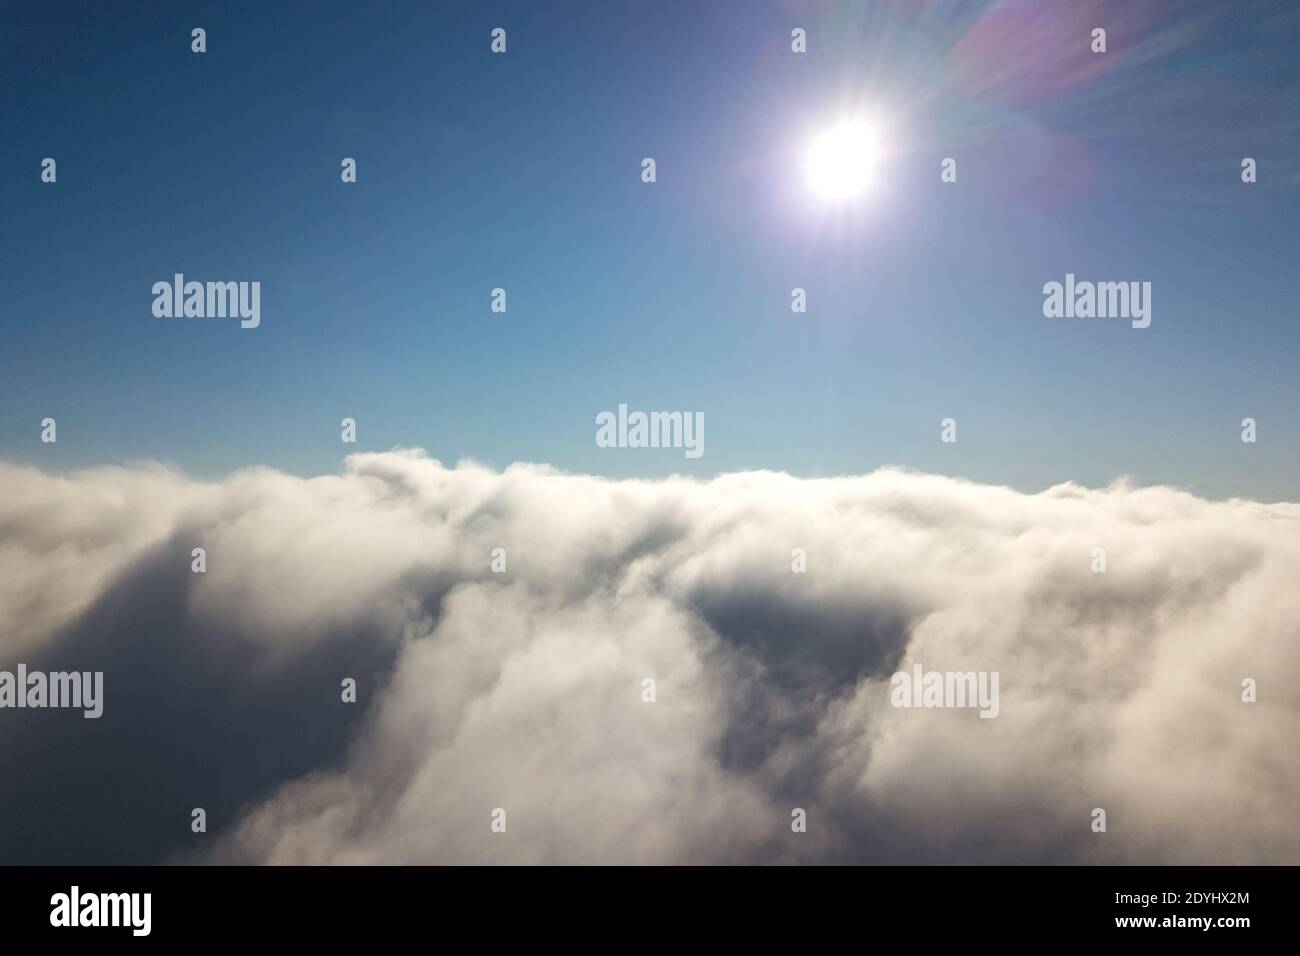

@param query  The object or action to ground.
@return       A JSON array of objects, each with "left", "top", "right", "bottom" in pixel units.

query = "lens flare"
[{"left": 806, "top": 120, "right": 879, "bottom": 200}]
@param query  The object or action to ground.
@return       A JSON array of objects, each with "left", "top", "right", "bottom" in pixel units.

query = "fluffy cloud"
[{"left": 1, "top": 450, "right": 1297, "bottom": 864}]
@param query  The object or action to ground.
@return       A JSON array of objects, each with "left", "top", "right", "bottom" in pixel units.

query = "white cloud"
[{"left": 3, "top": 450, "right": 1298, "bottom": 864}]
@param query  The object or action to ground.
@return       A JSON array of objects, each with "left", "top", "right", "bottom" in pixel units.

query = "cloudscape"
[
  {"left": 1, "top": 0, "right": 1299, "bottom": 887},
  {"left": 2, "top": 451, "right": 1297, "bottom": 864}
]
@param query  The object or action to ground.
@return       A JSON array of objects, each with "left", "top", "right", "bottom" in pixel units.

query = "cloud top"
[{"left": 2, "top": 451, "right": 1297, "bottom": 864}]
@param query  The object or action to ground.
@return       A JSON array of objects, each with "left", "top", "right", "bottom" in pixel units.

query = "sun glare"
[{"left": 806, "top": 120, "right": 880, "bottom": 201}]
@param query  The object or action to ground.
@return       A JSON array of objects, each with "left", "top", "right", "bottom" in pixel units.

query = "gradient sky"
[{"left": 2, "top": 0, "right": 1298, "bottom": 499}]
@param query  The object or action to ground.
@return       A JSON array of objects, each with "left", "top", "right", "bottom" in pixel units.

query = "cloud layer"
[{"left": 1, "top": 450, "right": 1297, "bottom": 864}]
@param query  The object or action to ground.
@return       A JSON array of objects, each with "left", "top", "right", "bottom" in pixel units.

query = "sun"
[{"left": 806, "top": 120, "right": 880, "bottom": 201}]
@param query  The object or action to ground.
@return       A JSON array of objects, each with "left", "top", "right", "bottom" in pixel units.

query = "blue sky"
[{"left": 2, "top": 0, "right": 1298, "bottom": 499}]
